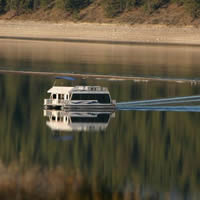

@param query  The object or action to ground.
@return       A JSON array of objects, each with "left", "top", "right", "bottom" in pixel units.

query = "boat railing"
[
  {"left": 44, "top": 99, "right": 68, "bottom": 105},
  {"left": 44, "top": 99, "right": 53, "bottom": 105},
  {"left": 73, "top": 86, "right": 108, "bottom": 91}
]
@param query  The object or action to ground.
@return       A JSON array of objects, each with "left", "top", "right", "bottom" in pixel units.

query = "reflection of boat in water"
[
  {"left": 44, "top": 85, "right": 116, "bottom": 110},
  {"left": 43, "top": 109, "right": 115, "bottom": 132}
]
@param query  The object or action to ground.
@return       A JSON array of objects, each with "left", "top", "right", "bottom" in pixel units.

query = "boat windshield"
[{"left": 71, "top": 93, "right": 111, "bottom": 103}]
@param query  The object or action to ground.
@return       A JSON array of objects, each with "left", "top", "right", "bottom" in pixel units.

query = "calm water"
[{"left": 1, "top": 39, "right": 200, "bottom": 199}]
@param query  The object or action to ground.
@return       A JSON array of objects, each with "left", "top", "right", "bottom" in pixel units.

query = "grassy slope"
[{"left": 0, "top": 1, "right": 200, "bottom": 26}]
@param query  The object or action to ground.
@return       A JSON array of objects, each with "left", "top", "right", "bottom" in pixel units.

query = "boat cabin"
[
  {"left": 49, "top": 86, "right": 72, "bottom": 100},
  {"left": 44, "top": 86, "right": 115, "bottom": 109}
]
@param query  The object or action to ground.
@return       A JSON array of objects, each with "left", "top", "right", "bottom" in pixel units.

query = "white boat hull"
[{"left": 44, "top": 103, "right": 116, "bottom": 110}]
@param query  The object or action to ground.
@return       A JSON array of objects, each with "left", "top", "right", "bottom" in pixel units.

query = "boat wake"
[
  {"left": 117, "top": 95, "right": 200, "bottom": 112},
  {"left": 117, "top": 105, "right": 200, "bottom": 112}
]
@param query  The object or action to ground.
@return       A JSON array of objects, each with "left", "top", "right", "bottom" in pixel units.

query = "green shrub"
[
  {"left": 65, "top": 0, "right": 91, "bottom": 11},
  {"left": 55, "top": 0, "right": 66, "bottom": 9},
  {"left": 103, "top": 0, "right": 121, "bottom": 17},
  {"left": 104, "top": 0, "right": 142, "bottom": 17},
  {"left": 143, "top": 0, "right": 169, "bottom": 13},
  {"left": 184, "top": 0, "right": 200, "bottom": 18},
  {"left": 172, "top": 0, "right": 184, "bottom": 6}
]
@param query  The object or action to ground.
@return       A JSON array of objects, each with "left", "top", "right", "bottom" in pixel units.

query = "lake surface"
[{"left": 1, "top": 39, "right": 200, "bottom": 199}]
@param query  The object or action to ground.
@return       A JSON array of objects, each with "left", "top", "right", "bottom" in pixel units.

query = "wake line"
[
  {"left": 117, "top": 106, "right": 200, "bottom": 112},
  {"left": 117, "top": 95, "right": 200, "bottom": 112},
  {"left": 117, "top": 98, "right": 200, "bottom": 107},
  {"left": 0, "top": 69, "right": 200, "bottom": 83},
  {"left": 117, "top": 95, "right": 200, "bottom": 106}
]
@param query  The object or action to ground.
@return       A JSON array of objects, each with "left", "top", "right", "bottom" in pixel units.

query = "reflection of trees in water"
[
  {"left": 0, "top": 74, "right": 200, "bottom": 196},
  {"left": 0, "top": 161, "right": 189, "bottom": 200}
]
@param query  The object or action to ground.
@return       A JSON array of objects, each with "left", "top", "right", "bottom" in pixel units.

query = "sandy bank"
[{"left": 0, "top": 20, "right": 200, "bottom": 46}]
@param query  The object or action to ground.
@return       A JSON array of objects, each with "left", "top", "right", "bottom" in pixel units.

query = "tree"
[
  {"left": 0, "top": 0, "right": 6, "bottom": 13},
  {"left": 65, "top": 0, "right": 91, "bottom": 11},
  {"left": 103, "top": 0, "right": 121, "bottom": 17},
  {"left": 144, "top": 0, "right": 169, "bottom": 13}
]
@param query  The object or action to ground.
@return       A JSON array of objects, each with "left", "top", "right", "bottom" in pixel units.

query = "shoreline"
[
  {"left": 1, "top": 20, "right": 200, "bottom": 46},
  {"left": 2, "top": 35, "right": 200, "bottom": 47},
  {"left": 1, "top": 69, "right": 200, "bottom": 84}
]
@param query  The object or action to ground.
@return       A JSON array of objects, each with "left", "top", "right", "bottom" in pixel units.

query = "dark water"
[{"left": 1, "top": 40, "right": 200, "bottom": 199}]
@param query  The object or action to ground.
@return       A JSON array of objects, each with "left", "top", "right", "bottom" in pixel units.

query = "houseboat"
[
  {"left": 43, "top": 109, "right": 115, "bottom": 132},
  {"left": 44, "top": 86, "right": 116, "bottom": 110}
]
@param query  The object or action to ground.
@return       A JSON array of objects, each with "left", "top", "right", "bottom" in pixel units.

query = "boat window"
[
  {"left": 66, "top": 94, "right": 68, "bottom": 100},
  {"left": 52, "top": 116, "right": 56, "bottom": 121},
  {"left": 58, "top": 94, "right": 64, "bottom": 100},
  {"left": 71, "top": 93, "right": 110, "bottom": 103},
  {"left": 53, "top": 94, "right": 57, "bottom": 99}
]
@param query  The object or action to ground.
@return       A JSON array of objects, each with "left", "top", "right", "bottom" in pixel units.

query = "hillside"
[{"left": 0, "top": 0, "right": 200, "bottom": 26}]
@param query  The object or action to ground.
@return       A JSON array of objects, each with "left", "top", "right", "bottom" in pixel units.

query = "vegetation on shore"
[{"left": 0, "top": 0, "right": 200, "bottom": 23}]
